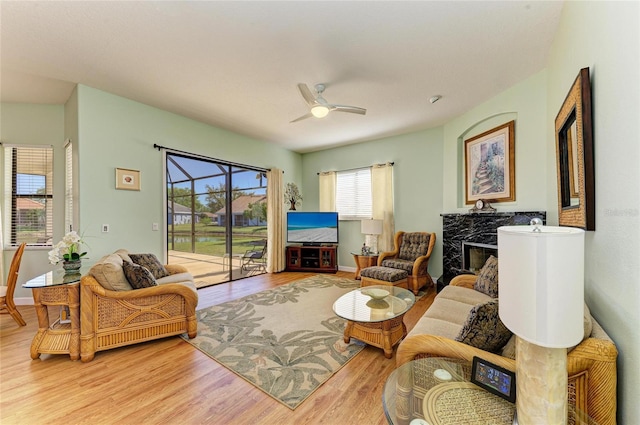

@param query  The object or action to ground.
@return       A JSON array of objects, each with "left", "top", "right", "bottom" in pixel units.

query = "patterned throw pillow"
[
  {"left": 129, "top": 253, "right": 170, "bottom": 279},
  {"left": 474, "top": 255, "right": 499, "bottom": 298},
  {"left": 123, "top": 261, "right": 157, "bottom": 289},
  {"left": 456, "top": 299, "right": 512, "bottom": 353}
]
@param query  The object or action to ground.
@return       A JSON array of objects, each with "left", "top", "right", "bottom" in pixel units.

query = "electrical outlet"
[
  {"left": 102, "top": 224, "right": 110, "bottom": 233},
  {"left": 152, "top": 223, "right": 159, "bottom": 231}
]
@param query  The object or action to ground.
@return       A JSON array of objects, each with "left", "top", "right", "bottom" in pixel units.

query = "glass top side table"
[
  {"left": 23, "top": 264, "right": 92, "bottom": 361},
  {"left": 350, "top": 251, "right": 380, "bottom": 280}
]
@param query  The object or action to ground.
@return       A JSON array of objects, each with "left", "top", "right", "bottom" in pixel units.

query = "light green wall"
[
  {"left": 301, "top": 128, "right": 444, "bottom": 272},
  {"left": 2, "top": 87, "right": 302, "bottom": 300},
  {"left": 443, "top": 69, "right": 548, "bottom": 212},
  {"left": 75, "top": 85, "right": 302, "bottom": 259},
  {"left": 0, "top": 104, "right": 67, "bottom": 298},
  {"left": 546, "top": 2, "right": 640, "bottom": 423}
]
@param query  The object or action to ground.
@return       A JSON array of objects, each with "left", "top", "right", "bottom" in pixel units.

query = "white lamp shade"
[
  {"left": 498, "top": 225, "right": 585, "bottom": 348},
  {"left": 361, "top": 219, "right": 383, "bottom": 235}
]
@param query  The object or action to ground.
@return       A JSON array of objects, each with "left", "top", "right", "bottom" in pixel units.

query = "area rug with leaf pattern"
[{"left": 181, "top": 274, "right": 366, "bottom": 410}]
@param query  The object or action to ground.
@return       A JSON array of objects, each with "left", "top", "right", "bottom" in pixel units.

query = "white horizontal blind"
[
  {"left": 335, "top": 167, "right": 372, "bottom": 220},
  {"left": 3, "top": 145, "right": 54, "bottom": 246},
  {"left": 64, "top": 141, "right": 73, "bottom": 232}
]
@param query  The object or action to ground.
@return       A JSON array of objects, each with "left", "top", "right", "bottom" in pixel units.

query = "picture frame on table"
[
  {"left": 115, "top": 168, "right": 140, "bottom": 191},
  {"left": 464, "top": 120, "right": 515, "bottom": 204}
]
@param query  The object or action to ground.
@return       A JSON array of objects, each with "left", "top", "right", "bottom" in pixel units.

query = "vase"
[{"left": 62, "top": 259, "right": 82, "bottom": 274}]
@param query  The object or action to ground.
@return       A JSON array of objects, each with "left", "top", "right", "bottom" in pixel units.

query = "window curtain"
[
  {"left": 318, "top": 171, "right": 336, "bottom": 211},
  {"left": 0, "top": 207, "right": 4, "bottom": 284},
  {"left": 266, "top": 168, "right": 285, "bottom": 273},
  {"left": 372, "top": 162, "right": 394, "bottom": 252}
]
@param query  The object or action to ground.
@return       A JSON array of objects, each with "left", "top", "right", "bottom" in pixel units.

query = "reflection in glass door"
[{"left": 165, "top": 153, "right": 267, "bottom": 289}]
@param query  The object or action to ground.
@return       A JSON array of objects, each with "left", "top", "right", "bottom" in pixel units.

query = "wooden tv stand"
[{"left": 286, "top": 245, "right": 338, "bottom": 273}]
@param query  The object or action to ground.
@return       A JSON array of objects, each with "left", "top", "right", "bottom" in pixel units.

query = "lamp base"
[
  {"left": 365, "top": 234, "right": 378, "bottom": 254},
  {"left": 515, "top": 337, "right": 568, "bottom": 425}
]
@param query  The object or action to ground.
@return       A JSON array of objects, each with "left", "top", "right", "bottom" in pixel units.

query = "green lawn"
[{"left": 168, "top": 224, "right": 267, "bottom": 256}]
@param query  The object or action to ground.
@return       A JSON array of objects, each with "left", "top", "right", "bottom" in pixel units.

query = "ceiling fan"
[{"left": 290, "top": 83, "right": 366, "bottom": 123}]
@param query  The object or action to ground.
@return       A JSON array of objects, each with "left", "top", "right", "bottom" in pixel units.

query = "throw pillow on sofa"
[
  {"left": 123, "top": 261, "right": 158, "bottom": 289},
  {"left": 89, "top": 253, "right": 133, "bottom": 291},
  {"left": 456, "top": 299, "right": 512, "bottom": 353},
  {"left": 129, "top": 253, "right": 170, "bottom": 279},
  {"left": 474, "top": 255, "right": 499, "bottom": 298}
]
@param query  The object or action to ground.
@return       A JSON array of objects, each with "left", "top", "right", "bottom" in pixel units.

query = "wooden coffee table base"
[{"left": 344, "top": 314, "right": 407, "bottom": 359}]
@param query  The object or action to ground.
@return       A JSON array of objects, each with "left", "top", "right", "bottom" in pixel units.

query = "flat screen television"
[{"left": 287, "top": 212, "right": 339, "bottom": 245}]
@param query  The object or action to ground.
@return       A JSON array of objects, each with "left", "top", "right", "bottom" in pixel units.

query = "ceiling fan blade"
[
  {"left": 297, "top": 83, "right": 317, "bottom": 106},
  {"left": 331, "top": 105, "right": 367, "bottom": 115},
  {"left": 290, "top": 112, "right": 313, "bottom": 123}
]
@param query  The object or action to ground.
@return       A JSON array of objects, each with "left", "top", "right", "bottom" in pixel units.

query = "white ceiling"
[{"left": 1, "top": 1, "right": 563, "bottom": 153}]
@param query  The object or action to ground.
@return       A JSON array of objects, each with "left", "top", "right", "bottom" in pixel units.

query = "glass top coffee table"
[{"left": 333, "top": 285, "right": 415, "bottom": 358}]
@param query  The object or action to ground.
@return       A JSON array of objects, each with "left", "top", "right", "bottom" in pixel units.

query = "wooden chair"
[{"left": 0, "top": 243, "right": 27, "bottom": 326}]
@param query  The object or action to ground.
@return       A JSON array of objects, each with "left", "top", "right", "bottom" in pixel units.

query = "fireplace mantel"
[{"left": 439, "top": 211, "right": 546, "bottom": 289}]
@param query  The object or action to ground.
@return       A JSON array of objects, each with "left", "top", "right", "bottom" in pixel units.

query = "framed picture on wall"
[
  {"left": 464, "top": 121, "right": 515, "bottom": 204},
  {"left": 115, "top": 168, "right": 141, "bottom": 191}
]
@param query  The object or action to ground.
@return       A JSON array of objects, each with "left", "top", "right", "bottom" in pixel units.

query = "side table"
[
  {"left": 23, "top": 267, "right": 90, "bottom": 361},
  {"left": 351, "top": 251, "right": 379, "bottom": 279}
]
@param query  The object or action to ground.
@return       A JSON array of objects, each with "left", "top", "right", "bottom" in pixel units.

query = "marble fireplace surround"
[{"left": 439, "top": 211, "right": 546, "bottom": 289}]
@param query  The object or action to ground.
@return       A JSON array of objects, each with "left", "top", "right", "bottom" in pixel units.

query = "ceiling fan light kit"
[
  {"left": 311, "top": 105, "right": 330, "bottom": 118},
  {"left": 291, "top": 83, "right": 366, "bottom": 123}
]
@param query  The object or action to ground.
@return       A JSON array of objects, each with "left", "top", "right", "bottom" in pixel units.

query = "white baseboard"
[
  {"left": 338, "top": 266, "right": 356, "bottom": 273},
  {"left": 15, "top": 297, "right": 34, "bottom": 306}
]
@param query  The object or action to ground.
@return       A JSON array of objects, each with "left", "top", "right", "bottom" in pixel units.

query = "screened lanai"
[{"left": 165, "top": 152, "right": 268, "bottom": 288}]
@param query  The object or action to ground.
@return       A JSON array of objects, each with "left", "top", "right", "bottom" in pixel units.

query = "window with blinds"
[
  {"left": 64, "top": 141, "right": 73, "bottom": 233},
  {"left": 335, "top": 167, "right": 372, "bottom": 220},
  {"left": 3, "top": 145, "right": 54, "bottom": 246}
]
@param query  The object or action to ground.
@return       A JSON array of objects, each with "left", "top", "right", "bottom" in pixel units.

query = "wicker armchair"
[
  {"left": 80, "top": 264, "right": 198, "bottom": 362},
  {"left": 376, "top": 231, "right": 436, "bottom": 294},
  {"left": 397, "top": 275, "right": 618, "bottom": 425}
]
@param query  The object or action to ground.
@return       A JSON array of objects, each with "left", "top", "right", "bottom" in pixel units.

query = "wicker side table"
[{"left": 23, "top": 268, "right": 87, "bottom": 361}]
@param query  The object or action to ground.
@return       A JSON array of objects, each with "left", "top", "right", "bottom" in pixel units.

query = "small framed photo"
[
  {"left": 465, "top": 121, "right": 515, "bottom": 204},
  {"left": 115, "top": 168, "right": 140, "bottom": 191}
]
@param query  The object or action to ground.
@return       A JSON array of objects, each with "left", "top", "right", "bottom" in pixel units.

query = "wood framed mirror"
[{"left": 555, "top": 68, "right": 595, "bottom": 230}]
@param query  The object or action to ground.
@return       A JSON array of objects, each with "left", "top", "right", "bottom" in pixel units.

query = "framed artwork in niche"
[
  {"left": 464, "top": 120, "right": 515, "bottom": 204},
  {"left": 115, "top": 168, "right": 140, "bottom": 191}
]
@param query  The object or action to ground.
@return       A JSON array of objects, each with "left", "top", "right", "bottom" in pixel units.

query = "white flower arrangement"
[{"left": 48, "top": 231, "right": 87, "bottom": 264}]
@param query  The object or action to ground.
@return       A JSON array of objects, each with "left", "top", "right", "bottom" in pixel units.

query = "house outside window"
[{"left": 3, "top": 145, "right": 54, "bottom": 246}]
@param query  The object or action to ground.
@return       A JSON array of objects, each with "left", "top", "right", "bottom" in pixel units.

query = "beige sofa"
[
  {"left": 397, "top": 273, "right": 618, "bottom": 425},
  {"left": 80, "top": 250, "right": 198, "bottom": 362}
]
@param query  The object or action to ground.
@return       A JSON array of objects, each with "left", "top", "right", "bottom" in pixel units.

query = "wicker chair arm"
[
  {"left": 396, "top": 334, "right": 515, "bottom": 371},
  {"left": 567, "top": 337, "right": 618, "bottom": 374},
  {"left": 412, "top": 255, "right": 431, "bottom": 277},
  {"left": 449, "top": 274, "right": 477, "bottom": 289}
]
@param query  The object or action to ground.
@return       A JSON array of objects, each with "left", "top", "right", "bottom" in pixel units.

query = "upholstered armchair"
[{"left": 377, "top": 231, "right": 436, "bottom": 294}]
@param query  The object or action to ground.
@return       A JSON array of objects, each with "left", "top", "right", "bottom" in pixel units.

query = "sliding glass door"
[{"left": 165, "top": 153, "right": 267, "bottom": 288}]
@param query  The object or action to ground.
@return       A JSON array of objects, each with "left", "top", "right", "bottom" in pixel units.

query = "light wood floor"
[{"left": 0, "top": 271, "right": 435, "bottom": 425}]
